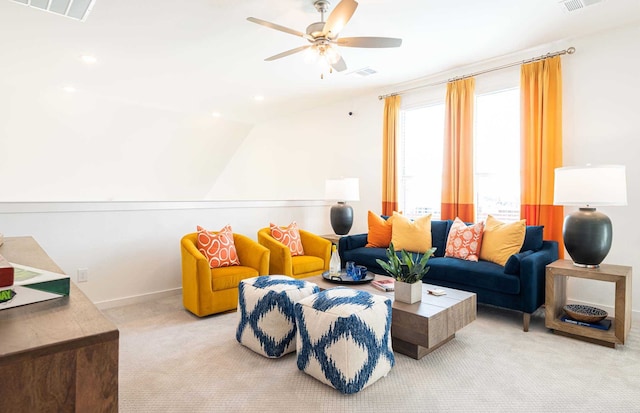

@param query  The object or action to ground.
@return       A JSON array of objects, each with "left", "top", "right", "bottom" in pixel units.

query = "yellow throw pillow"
[
  {"left": 479, "top": 215, "right": 526, "bottom": 266},
  {"left": 391, "top": 213, "right": 432, "bottom": 253},
  {"left": 366, "top": 211, "right": 395, "bottom": 248}
]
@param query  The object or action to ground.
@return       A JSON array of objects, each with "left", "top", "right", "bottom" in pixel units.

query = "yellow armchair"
[
  {"left": 257, "top": 227, "right": 331, "bottom": 278},
  {"left": 180, "top": 232, "right": 269, "bottom": 317}
]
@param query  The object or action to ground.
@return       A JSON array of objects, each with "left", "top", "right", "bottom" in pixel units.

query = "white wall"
[
  {"left": 0, "top": 85, "right": 253, "bottom": 201},
  {"left": 207, "top": 92, "right": 384, "bottom": 235},
  {"left": 1, "top": 22, "right": 638, "bottom": 315},
  {"left": 0, "top": 201, "right": 330, "bottom": 306},
  {"left": 562, "top": 23, "right": 640, "bottom": 309}
]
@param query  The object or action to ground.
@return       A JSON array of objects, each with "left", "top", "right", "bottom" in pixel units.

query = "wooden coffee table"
[{"left": 305, "top": 274, "right": 476, "bottom": 359}]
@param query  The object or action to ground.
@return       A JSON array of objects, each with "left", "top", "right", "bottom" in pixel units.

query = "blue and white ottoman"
[
  {"left": 236, "top": 275, "right": 320, "bottom": 358},
  {"left": 294, "top": 287, "right": 395, "bottom": 394}
]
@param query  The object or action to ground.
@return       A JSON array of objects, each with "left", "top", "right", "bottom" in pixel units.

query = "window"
[
  {"left": 474, "top": 88, "right": 520, "bottom": 222},
  {"left": 398, "top": 103, "right": 445, "bottom": 220},
  {"left": 398, "top": 88, "right": 520, "bottom": 223}
]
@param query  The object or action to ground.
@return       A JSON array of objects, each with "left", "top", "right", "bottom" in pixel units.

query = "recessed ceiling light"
[
  {"left": 80, "top": 55, "right": 97, "bottom": 64},
  {"left": 63, "top": 86, "right": 77, "bottom": 93},
  {"left": 212, "top": 112, "right": 221, "bottom": 118},
  {"left": 254, "top": 95, "right": 264, "bottom": 102}
]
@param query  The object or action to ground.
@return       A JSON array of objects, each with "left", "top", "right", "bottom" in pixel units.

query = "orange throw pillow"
[
  {"left": 270, "top": 221, "right": 305, "bottom": 256},
  {"left": 197, "top": 225, "right": 240, "bottom": 268},
  {"left": 366, "top": 211, "right": 395, "bottom": 248},
  {"left": 445, "top": 218, "right": 484, "bottom": 262}
]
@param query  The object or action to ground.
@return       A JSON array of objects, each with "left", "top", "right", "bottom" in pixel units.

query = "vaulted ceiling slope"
[{"left": 1, "top": 0, "right": 639, "bottom": 124}]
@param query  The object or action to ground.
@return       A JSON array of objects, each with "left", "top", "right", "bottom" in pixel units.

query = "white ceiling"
[{"left": 1, "top": 0, "right": 639, "bottom": 124}]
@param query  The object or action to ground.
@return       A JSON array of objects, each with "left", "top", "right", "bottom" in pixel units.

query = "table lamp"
[
  {"left": 325, "top": 178, "right": 359, "bottom": 235},
  {"left": 553, "top": 165, "right": 627, "bottom": 268}
]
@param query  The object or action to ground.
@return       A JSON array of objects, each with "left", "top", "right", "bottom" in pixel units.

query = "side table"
[
  {"left": 320, "top": 233, "right": 342, "bottom": 245},
  {"left": 545, "top": 259, "right": 632, "bottom": 348}
]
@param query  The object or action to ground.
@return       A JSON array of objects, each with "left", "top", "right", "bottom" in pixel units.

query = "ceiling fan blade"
[
  {"left": 322, "top": 0, "right": 358, "bottom": 39},
  {"left": 247, "top": 17, "right": 312, "bottom": 40},
  {"left": 265, "top": 45, "right": 311, "bottom": 61},
  {"left": 331, "top": 56, "right": 347, "bottom": 72},
  {"left": 336, "top": 37, "right": 403, "bottom": 48}
]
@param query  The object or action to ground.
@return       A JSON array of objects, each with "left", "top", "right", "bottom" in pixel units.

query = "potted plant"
[{"left": 376, "top": 243, "right": 437, "bottom": 304}]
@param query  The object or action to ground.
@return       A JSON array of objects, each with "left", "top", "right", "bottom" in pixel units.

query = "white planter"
[{"left": 394, "top": 281, "right": 422, "bottom": 304}]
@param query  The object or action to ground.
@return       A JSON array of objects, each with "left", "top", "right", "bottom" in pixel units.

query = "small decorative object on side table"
[{"left": 545, "top": 259, "right": 632, "bottom": 348}]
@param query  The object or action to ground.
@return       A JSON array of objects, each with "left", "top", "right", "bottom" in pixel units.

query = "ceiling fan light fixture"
[
  {"left": 321, "top": 44, "right": 341, "bottom": 65},
  {"left": 304, "top": 46, "right": 320, "bottom": 63},
  {"left": 247, "top": 0, "right": 402, "bottom": 75}
]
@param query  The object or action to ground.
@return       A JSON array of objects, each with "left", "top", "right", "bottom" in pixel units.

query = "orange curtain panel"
[
  {"left": 520, "top": 56, "right": 564, "bottom": 256},
  {"left": 382, "top": 95, "right": 401, "bottom": 215},
  {"left": 441, "top": 77, "right": 475, "bottom": 222}
]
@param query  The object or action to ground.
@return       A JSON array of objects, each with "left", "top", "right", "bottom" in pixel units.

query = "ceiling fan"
[{"left": 247, "top": 0, "right": 402, "bottom": 74}]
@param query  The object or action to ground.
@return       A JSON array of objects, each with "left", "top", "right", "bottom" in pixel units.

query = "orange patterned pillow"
[
  {"left": 270, "top": 222, "right": 305, "bottom": 256},
  {"left": 445, "top": 218, "right": 484, "bottom": 262},
  {"left": 197, "top": 225, "right": 240, "bottom": 268},
  {"left": 366, "top": 211, "right": 395, "bottom": 248}
]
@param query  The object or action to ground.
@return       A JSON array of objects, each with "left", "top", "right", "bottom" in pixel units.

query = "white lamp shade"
[
  {"left": 325, "top": 178, "right": 360, "bottom": 202},
  {"left": 553, "top": 165, "right": 627, "bottom": 206}
]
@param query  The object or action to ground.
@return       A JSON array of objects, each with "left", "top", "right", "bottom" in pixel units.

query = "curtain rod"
[{"left": 378, "top": 46, "right": 576, "bottom": 100}]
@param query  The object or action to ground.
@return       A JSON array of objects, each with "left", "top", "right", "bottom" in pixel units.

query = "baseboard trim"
[{"left": 95, "top": 287, "right": 182, "bottom": 310}]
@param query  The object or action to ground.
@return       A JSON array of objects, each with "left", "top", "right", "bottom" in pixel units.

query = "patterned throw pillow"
[
  {"left": 445, "top": 218, "right": 484, "bottom": 261},
  {"left": 270, "top": 222, "right": 305, "bottom": 256},
  {"left": 197, "top": 225, "right": 240, "bottom": 268}
]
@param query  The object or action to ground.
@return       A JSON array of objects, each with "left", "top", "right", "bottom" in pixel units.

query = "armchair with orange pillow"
[
  {"left": 180, "top": 225, "right": 269, "bottom": 317},
  {"left": 257, "top": 222, "right": 331, "bottom": 278}
]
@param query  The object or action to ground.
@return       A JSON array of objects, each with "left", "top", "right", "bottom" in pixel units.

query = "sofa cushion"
[
  {"left": 521, "top": 226, "right": 544, "bottom": 252},
  {"left": 391, "top": 213, "right": 432, "bottom": 253},
  {"left": 426, "top": 257, "right": 520, "bottom": 295},
  {"left": 291, "top": 255, "right": 325, "bottom": 276},
  {"left": 431, "top": 220, "right": 452, "bottom": 257},
  {"left": 343, "top": 247, "right": 388, "bottom": 274},
  {"left": 197, "top": 225, "right": 240, "bottom": 268},
  {"left": 365, "top": 211, "right": 394, "bottom": 248},
  {"left": 270, "top": 222, "right": 304, "bottom": 256},
  {"left": 479, "top": 215, "right": 526, "bottom": 266},
  {"left": 210, "top": 265, "right": 259, "bottom": 291},
  {"left": 504, "top": 250, "right": 535, "bottom": 275},
  {"left": 445, "top": 218, "right": 484, "bottom": 262}
]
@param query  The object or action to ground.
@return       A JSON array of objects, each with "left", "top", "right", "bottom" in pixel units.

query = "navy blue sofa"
[{"left": 338, "top": 219, "right": 559, "bottom": 331}]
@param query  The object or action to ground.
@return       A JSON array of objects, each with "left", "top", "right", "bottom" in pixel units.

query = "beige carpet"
[{"left": 105, "top": 293, "right": 640, "bottom": 413}]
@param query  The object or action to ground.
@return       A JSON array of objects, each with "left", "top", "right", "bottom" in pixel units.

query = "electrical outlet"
[{"left": 77, "top": 268, "right": 89, "bottom": 283}]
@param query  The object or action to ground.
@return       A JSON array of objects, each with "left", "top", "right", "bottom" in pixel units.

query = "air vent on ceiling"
[
  {"left": 350, "top": 67, "right": 378, "bottom": 78},
  {"left": 11, "top": 0, "right": 96, "bottom": 22},
  {"left": 559, "top": 0, "right": 603, "bottom": 13}
]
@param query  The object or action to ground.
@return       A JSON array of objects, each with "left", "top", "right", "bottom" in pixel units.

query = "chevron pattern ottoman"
[
  {"left": 236, "top": 275, "right": 320, "bottom": 358},
  {"left": 294, "top": 287, "right": 395, "bottom": 394}
]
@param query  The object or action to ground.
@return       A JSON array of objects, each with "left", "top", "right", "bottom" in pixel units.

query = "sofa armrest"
[
  {"left": 299, "top": 230, "right": 332, "bottom": 268},
  {"left": 181, "top": 234, "right": 215, "bottom": 315},
  {"left": 519, "top": 240, "right": 559, "bottom": 313},
  {"left": 339, "top": 233, "right": 368, "bottom": 251},
  {"left": 338, "top": 233, "right": 368, "bottom": 263},
  {"left": 257, "top": 228, "right": 292, "bottom": 276},
  {"left": 234, "top": 233, "right": 270, "bottom": 275}
]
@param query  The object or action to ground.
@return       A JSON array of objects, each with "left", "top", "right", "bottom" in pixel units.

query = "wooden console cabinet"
[
  {"left": 545, "top": 259, "right": 632, "bottom": 348},
  {"left": 0, "top": 237, "right": 119, "bottom": 412}
]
